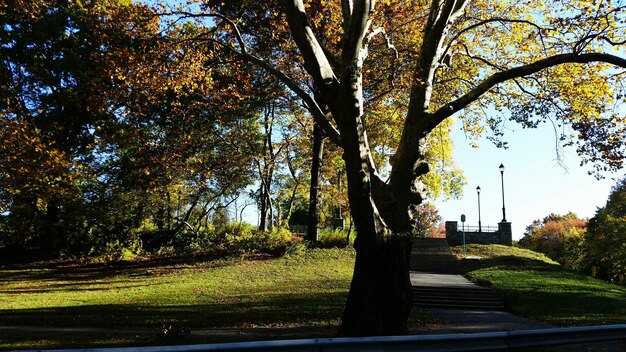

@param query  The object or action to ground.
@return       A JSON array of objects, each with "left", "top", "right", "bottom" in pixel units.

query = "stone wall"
[{"left": 445, "top": 221, "right": 512, "bottom": 246}]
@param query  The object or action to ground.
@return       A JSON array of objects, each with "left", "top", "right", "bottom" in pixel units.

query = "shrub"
[
  {"left": 284, "top": 242, "right": 307, "bottom": 257},
  {"left": 319, "top": 227, "right": 355, "bottom": 248},
  {"left": 89, "top": 239, "right": 142, "bottom": 262}
]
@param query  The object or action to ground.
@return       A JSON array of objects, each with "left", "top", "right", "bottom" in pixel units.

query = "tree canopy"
[
  {"left": 0, "top": 0, "right": 264, "bottom": 258},
  {"left": 587, "top": 177, "right": 626, "bottom": 280}
]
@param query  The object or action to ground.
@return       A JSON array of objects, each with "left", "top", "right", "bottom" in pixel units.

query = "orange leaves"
[{"left": 0, "top": 116, "right": 82, "bottom": 210}]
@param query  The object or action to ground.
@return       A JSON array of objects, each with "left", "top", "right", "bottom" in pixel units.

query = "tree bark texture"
[
  {"left": 258, "top": 104, "right": 276, "bottom": 232},
  {"left": 307, "top": 122, "right": 325, "bottom": 242}
]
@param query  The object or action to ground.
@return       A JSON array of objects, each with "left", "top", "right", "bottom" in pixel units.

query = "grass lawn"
[
  {"left": 0, "top": 248, "right": 355, "bottom": 349},
  {"left": 452, "top": 244, "right": 626, "bottom": 327}
]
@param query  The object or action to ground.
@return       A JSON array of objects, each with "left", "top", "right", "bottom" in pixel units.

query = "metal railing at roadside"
[{"left": 34, "top": 324, "right": 626, "bottom": 352}]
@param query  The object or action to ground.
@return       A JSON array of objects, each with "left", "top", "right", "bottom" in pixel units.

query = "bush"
[
  {"left": 89, "top": 239, "right": 142, "bottom": 262},
  {"left": 284, "top": 242, "right": 307, "bottom": 257},
  {"left": 191, "top": 222, "right": 299, "bottom": 256},
  {"left": 318, "top": 227, "right": 355, "bottom": 248}
]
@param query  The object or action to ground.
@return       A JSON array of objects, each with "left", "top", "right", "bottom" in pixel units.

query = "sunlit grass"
[
  {"left": 0, "top": 248, "right": 359, "bottom": 349},
  {"left": 453, "top": 244, "right": 626, "bottom": 326},
  {"left": 0, "top": 249, "right": 355, "bottom": 329}
]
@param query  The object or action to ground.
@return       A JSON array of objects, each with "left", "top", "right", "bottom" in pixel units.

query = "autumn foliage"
[
  {"left": 519, "top": 212, "right": 588, "bottom": 268},
  {"left": 0, "top": 0, "right": 268, "bottom": 260}
]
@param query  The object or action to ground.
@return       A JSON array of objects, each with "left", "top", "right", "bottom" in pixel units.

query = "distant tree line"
[{"left": 519, "top": 177, "right": 626, "bottom": 283}]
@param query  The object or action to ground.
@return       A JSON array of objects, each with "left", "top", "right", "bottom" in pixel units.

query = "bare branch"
[
  {"left": 457, "top": 42, "right": 505, "bottom": 70},
  {"left": 244, "top": 54, "right": 342, "bottom": 145},
  {"left": 442, "top": 17, "right": 550, "bottom": 62},
  {"left": 158, "top": 11, "right": 249, "bottom": 54},
  {"left": 196, "top": 32, "right": 342, "bottom": 146},
  {"left": 601, "top": 36, "right": 626, "bottom": 46}
]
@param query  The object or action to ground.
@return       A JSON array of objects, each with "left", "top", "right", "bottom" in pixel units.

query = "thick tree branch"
[
  {"left": 341, "top": 0, "right": 353, "bottom": 38},
  {"left": 341, "top": 0, "right": 374, "bottom": 66},
  {"left": 429, "top": 52, "right": 626, "bottom": 132},
  {"left": 411, "top": 0, "right": 468, "bottom": 114},
  {"left": 283, "top": 0, "right": 338, "bottom": 86}
]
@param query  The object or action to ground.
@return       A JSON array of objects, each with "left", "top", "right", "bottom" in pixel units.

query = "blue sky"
[{"left": 433, "top": 122, "right": 625, "bottom": 240}]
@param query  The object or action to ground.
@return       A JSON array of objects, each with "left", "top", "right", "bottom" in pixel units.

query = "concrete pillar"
[
  {"left": 498, "top": 222, "right": 512, "bottom": 246},
  {"left": 445, "top": 221, "right": 459, "bottom": 245}
]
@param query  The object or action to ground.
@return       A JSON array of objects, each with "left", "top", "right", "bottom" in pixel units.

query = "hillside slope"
[{"left": 452, "top": 244, "right": 626, "bottom": 326}]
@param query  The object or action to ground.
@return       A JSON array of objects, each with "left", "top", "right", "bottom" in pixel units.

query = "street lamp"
[
  {"left": 476, "top": 186, "right": 482, "bottom": 233},
  {"left": 499, "top": 163, "right": 507, "bottom": 222}
]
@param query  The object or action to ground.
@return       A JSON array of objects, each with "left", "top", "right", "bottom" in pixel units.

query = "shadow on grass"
[
  {"left": 0, "top": 253, "right": 276, "bottom": 287},
  {"left": 0, "top": 281, "right": 154, "bottom": 294},
  {"left": 0, "top": 291, "right": 348, "bottom": 329},
  {"left": 500, "top": 286, "right": 626, "bottom": 325}
]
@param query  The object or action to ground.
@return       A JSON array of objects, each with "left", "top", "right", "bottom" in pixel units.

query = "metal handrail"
[
  {"left": 461, "top": 225, "right": 498, "bottom": 232},
  {"left": 38, "top": 324, "right": 626, "bottom": 352}
]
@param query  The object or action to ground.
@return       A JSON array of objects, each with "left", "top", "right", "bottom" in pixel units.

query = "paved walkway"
[{"left": 409, "top": 239, "right": 555, "bottom": 330}]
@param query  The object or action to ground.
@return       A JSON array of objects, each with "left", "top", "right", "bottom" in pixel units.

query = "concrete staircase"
[
  {"left": 410, "top": 238, "right": 462, "bottom": 274},
  {"left": 412, "top": 283, "right": 503, "bottom": 310},
  {"left": 410, "top": 238, "right": 503, "bottom": 310}
]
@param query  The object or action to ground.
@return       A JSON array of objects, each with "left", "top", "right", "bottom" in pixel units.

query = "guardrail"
[{"left": 39, "top": 324, "right": 626, "bottom": 352}]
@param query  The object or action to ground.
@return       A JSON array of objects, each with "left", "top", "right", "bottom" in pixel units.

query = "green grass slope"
[
  {"left": 452, "top": 244, "right": 626, "bottom": 326},
  {"left": 0, "top": 249, "right": 356, "bottom": 329}
]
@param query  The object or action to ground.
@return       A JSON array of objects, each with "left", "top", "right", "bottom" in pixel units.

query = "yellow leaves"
[{"left": 543, "top": 63, "right": 615, "bottom": 122}]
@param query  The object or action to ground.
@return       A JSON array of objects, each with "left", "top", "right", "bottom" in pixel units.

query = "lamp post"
[
  {"left": 499, "top": 163, "right": 507, "bottom": 222},
  {"left": 476, "top": 186, "right": 482, "bottom": 233}
]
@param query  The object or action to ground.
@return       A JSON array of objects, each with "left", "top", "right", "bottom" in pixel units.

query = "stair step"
[
  {"left": 413, "top": 298, "right": 502, "bottom": 305},
  {"left": 413, "top": 302, "right": 503, "bottom": 310},
  {"left": 413, "top": 286, "right": 497, "bottom": 296},
  {"left": 413, "top": 294, "right": 499, "bottom": 301},
  {"left": 409, "top": 239, "right": 503, "bottom": 310},
  {"left": 413, "top": 297, "right": 500, "bottom": 304}
]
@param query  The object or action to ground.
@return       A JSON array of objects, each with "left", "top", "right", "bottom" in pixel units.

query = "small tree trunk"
[
  {"left": 307, "top": 122, "right": 325, "bottom": 242},
  {"left": 259, "top": 184, "right": 274, "bottom": 232}
]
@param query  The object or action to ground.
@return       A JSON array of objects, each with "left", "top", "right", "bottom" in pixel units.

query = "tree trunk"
[
  {"left": 339, "top": 233, "right": 412, "bottom": 336},
  {"left": 336, "top": 134, "right": 414, "bottom": 337},
  {"left": 334, "top": 96, "right": 415, "bottom": 336},
  {"left": 259, "top": 183, "right": 272, "bottom": 231},
  {"left": 307, "top": 122, "right": 325, "bottom": 242}
]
